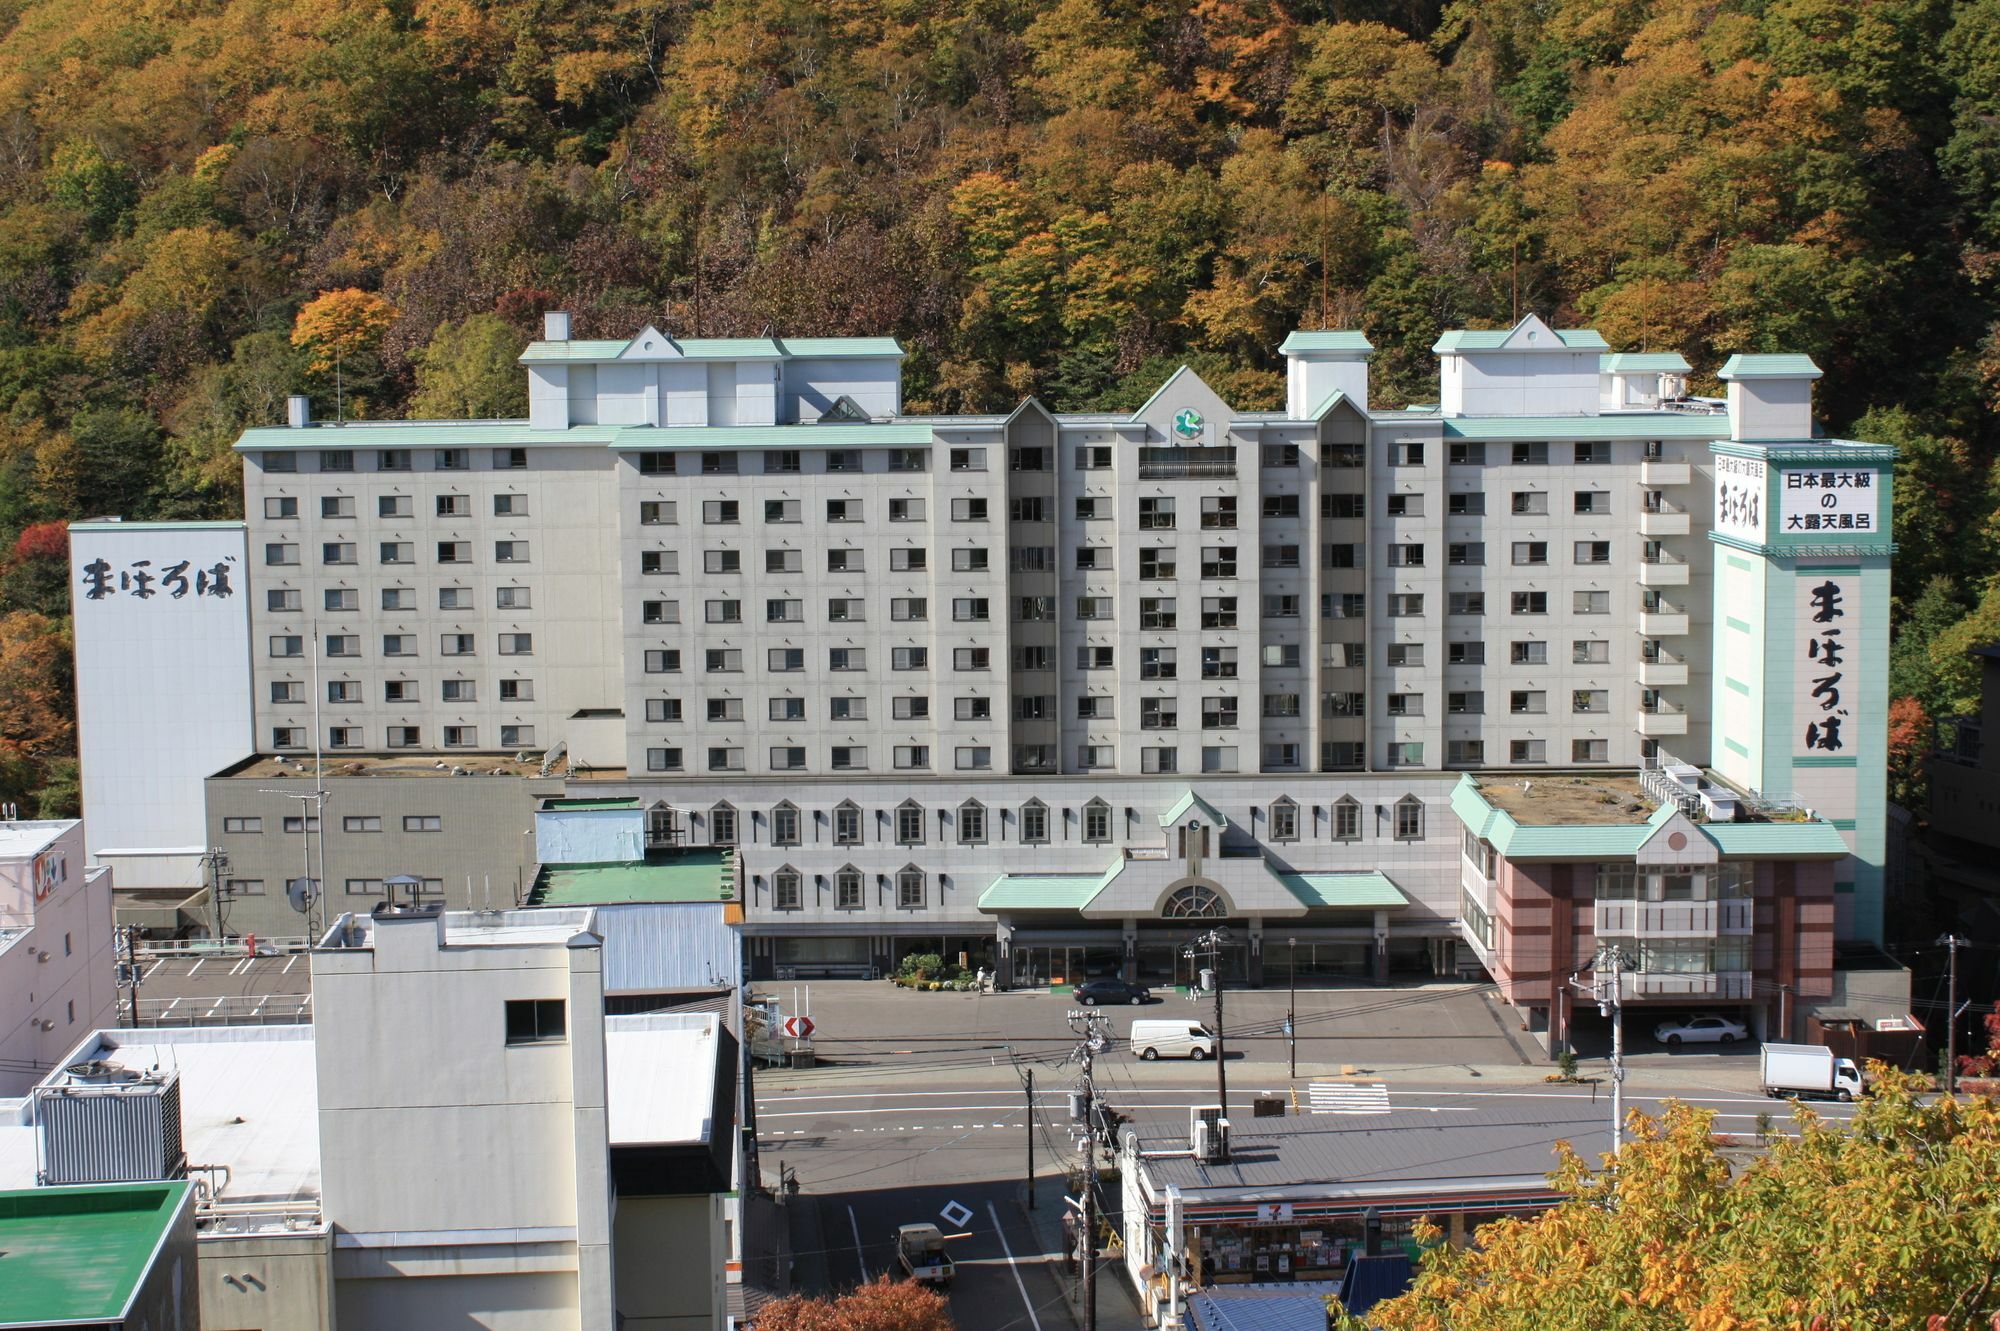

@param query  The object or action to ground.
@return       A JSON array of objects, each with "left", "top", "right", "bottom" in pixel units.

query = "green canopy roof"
[
  {"left": 530, "top": 850, "right": 735, "bottom": 905},
  {"left": 1277, "top": 331, "right": 1374, "bottom": 354},
  {"left": 1274, "top": 871, "right": 1410, "bottom": 910},
  {"left": 1718, "top": 353, "right": 1822, "bottom": 380},
  {"left": 980, "top": 858, "right": 1124, "bottom": 910}
]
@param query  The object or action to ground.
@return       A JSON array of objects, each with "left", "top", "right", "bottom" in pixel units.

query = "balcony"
[
  {"left": 1639, "top": 610, "right": 1690, "bottom": 637},
  {"left": 1639, "top": 652, "right": 1689, "bottom": 687},
  {"left": 1641, "top": 460, "right": 1692, "bottom": 486},
  {"left": 1638, "top": 553, "right": 1690, "bottom": 586},
  {"left": 1138, "top": 447, "right": 1236, "bottom": 479},
  {"left": 1636, "top": 699, "right": 1688, "bottom": 736},
  {"left": 1621, "top": 970, "right": 1753, "bottom": 1000},
  {"left": 1639, "top": 500, "right": 1690, "bottom": 537},
  {"left": 1595, "top": 900, "right": 1753, "bottom": 937}
]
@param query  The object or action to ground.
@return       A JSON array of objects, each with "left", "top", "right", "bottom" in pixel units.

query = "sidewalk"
[{"left": 1015, "top": 1175, "right": 1149, "bottom": 1331}]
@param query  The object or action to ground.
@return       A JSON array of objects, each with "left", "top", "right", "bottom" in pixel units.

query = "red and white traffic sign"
[{"left": 783, "top": 1015, "right": 816, "bottom": 1040}]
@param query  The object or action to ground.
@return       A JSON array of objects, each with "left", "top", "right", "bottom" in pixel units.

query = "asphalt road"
[{"left": 129, "top": 951, "right": 314, "bottom": 1023}]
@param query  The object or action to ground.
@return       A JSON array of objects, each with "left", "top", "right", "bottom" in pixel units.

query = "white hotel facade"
[{"left": 75, "top": 313, "right": 1894, "bottom": 1036}]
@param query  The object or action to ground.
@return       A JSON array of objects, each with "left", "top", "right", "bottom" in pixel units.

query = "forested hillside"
[{"left": 1, "top": 0, "right": 1997, "bottom": 814}]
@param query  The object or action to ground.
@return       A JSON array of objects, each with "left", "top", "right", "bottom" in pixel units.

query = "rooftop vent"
[{"left": 34, "top": 1067, "right": 186, "bottom": 1186}]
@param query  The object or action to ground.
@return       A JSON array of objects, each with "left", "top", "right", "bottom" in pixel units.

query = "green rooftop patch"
[
  {"left": 0, "top": 1183, "right": 190, "bottom": 1327},
  {"left": 529, "top": 849, "right": 735, "bottom": 905}
]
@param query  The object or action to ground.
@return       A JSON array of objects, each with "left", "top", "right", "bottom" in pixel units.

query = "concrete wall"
[
  {"left": 0, "top": 824, "right": 119, "bottom": 1095},
  {"left": 613, "top": 1195, "right": 724, "bottom": 1331},
  {"left": 334, "top": 1270, "right": 579, "bottom": 1331},
  {"left": 198, "top": 1231, "right": 335, "bottom": 1331}
]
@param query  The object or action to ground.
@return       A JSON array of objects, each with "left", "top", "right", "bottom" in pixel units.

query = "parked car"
[
  {"left": 1130, "top": 1020, "right": 1215, "bottom": 1061},
  {"left": 1074, "top": 977, "right": 1153, "bottom": 1006},
  {"left": 1653, "top": 1013, "right": 1749, "bottom": 1046},
  {"left": 1760, "top": 1042, "right": 1863, "bottom": 1101}
]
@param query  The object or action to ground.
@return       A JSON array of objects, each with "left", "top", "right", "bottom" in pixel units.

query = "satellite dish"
[{"left": 286, "top": 877, "right": 317, "bottom": 914}]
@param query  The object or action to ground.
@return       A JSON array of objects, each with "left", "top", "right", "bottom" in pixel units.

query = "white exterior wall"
[
  {"left": 1727, "top": 378, "right": 1815, "bottom": 441},
  {"left": 1285, "top": 354, "right": 1369, "bottom": 418},
  {"left": 0, "top": 822, "right": 118, "bottom": 1094},
  {"left": 781, "top": 357, "right": 900, "bottom": 421},
  {"left": 70, "top": 522, "right": 252, "bottom": 862},
  {"left": 1441, "top": 350, "right": 1600, "bottom": 417}
]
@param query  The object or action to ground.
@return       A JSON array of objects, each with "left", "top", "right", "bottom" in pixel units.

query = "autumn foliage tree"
[
  {"left": 1354, "top": 1073, "right": 2000, "bottom": 1330},
  {"left": 291, "top": 289, "right": 400, "bottom": 419},
  {"left": 754, "top": 1278, "right": 954, "bottom": 1331}
]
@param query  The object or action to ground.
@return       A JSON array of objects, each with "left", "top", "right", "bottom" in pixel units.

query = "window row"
[
  {"left": 270, "top": 725, "right": 536, "bottom": 750},
  {"left": 1373, "top": 640, "right": 1613, "bottom": 667},
  {"left": 270, "top": 633, "right": 534, "bottom": 658},
  {"left": 260, "top": 447, "right": 529, "bottom": 473},
  {"left": 1390, "top": 441, "right": 1619, "bottom": 468},
  {"left": 634, "top": 446, "right": 1055, "bottom": 478},
  {"left": 269, "top": 679, "right": 533, "bottom": 704},
  {"left": 225, "top": 814, "right": 443, "bottom": 834},
  {"left": 264, "top": 540, "right": 530, "bottom": 567},
  {"left": 263, "top": 493, "right": 529, "bottom": 520},
  {"left": 268, "top": 586, "right": 532, "bottom": 613}
]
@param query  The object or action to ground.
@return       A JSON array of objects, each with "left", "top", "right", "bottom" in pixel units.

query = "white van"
[{"left": 1130, "top": 1020, "right": 1215, "bottom": 1061}]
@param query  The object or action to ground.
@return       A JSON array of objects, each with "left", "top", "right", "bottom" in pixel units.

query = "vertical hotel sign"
[{"left": 1796, "top": 575, "right": 1851, "bottom": 755}]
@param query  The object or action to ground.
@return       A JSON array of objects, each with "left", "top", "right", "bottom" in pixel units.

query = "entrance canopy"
[{"left": 979, "top": 855, "right": 1410, "bottom": 919}]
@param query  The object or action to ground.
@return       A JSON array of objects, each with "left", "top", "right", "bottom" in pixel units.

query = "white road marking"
[
  {"left": 848, "top": 1205, "right": 871, "bottom": 1281},
  {"left": 987, "top": 1201, "right": 1042, "bottom": 1331},
  {"left": 1310, "top": 1082, "right": 1391, "bottom": 1115},
  {"left": 282, "top": 955, "right": 299, "bottom": 975},
  {"left": 187, "top": 959, "right": 204, "bottom": 978}
]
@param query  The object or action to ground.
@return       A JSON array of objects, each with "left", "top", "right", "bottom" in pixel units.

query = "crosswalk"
[{"left": 1308, "top": 1081, "right": 1392, "bottom": 1115}]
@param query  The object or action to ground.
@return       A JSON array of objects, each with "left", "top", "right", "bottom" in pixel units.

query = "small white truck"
[
  {"left": 894, "top": 1223, "right": 955, "bottom": 1286},
  {"left": 1760, "top": 1042, "right": 1864, "bottom": 1101}
]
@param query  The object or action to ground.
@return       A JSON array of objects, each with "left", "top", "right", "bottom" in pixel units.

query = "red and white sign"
[{"left": 783, "top": 1015, "right": 816, "bottom": 1040}]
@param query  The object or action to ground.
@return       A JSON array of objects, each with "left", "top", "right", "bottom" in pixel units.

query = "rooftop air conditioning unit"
[
  {"left": 1189, "top": 1105, "right": 1228, "bottom": 1163},
  {"left": 34, "top": 1066, "right": 186, "bottom": 1185}
]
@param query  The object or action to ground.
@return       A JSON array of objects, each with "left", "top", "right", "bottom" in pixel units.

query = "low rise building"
[
  {"left": 0, "top": 819, "right": 119, "bottom": 1094},
  {"left": 0, "top": 1181, "right": 198, "bottom": 1330}
]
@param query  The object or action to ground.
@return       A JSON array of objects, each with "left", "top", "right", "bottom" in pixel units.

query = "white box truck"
[{"left": 1761, "top": 1043, "right": 1863, "bottom": 1101}]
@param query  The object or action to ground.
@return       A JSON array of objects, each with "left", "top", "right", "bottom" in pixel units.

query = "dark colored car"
[{"left": 1074, "top": 977, "right": 1152, "bottom": 1006}]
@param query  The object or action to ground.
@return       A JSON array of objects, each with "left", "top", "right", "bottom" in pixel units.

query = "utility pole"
[
  {"left": 121, "top": 926, "right": 142, "bottom": 1026},
  {"left": 1778, "top": 982, "right": 1793, "bottom": 1044},
  {"left": 1569, "top": 943, "right": 1629, "bottom": 1156},
  {"left": 202, "top": 848, "right": 231, "bottom": 943},
  {"left": 1941, "top": 934, "right": 1964, "bottom": 1095},
  {"left": 1024, "top": 1063, "right": 1036, "bottom": 1209},
  {"left": 1288, "top": 936, "right": 1298, "bottom": 1081},
  {"left": 1186, "top": 927, "right": 1230, "bottom": 1144},
  {"left": 1067, "top": 1009, "right": 1110, "bottom": 1331}
]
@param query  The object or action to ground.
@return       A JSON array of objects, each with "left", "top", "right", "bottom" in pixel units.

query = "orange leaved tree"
[
  {"left": 755, "top": 1277, "right": 954, "bottom": 1331},
  {"left": 1354, "top": 1072, "right": 2000, "bottom": 1329}
]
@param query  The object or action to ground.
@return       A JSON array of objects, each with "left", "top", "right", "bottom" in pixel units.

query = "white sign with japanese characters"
[
  {"left": 1713, "top": 454, "right": 1766, "bottom": 542},
  {"left": 1779, "top": 468, "right": 1878, "bottom": 536}
]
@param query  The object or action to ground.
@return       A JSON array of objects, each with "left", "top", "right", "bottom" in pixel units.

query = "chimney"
[
  {"left": 286, "top": 394, "right": 311, "bottom": 429},
  {"left": 1279, "top": 331, "right": 1373, "bottom": 419},
  {"left": 544, "top": 311, "right": 572, "bottom": 342},
  {"left": 1718, "top": 354, "right": 1821, "bottom": 443}
]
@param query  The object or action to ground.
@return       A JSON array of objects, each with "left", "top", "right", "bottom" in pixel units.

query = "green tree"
[
  {"left": 45, "top": 140, "right": 137, "bottom": 239},
  {"left": 1927, "top": 581, "right": 2000, "bottom": 718},
  {"left": 1892, "top": 576, "right": 1966, "bottom": 718},
  {"left": 408, "top": 314, "right": 530, "bottom": 419}
]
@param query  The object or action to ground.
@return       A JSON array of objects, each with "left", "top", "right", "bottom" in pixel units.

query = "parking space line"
[
  {"left": 282, "top": 955, "right": 298, "bottom": 975},
  {"left": 187, "top": 959, "right": 204, "bottom": 978},
  {"left": 848, "top": 1206, "right": 870, "bottom": 1281},
  {"left": 986, "top": 1201, "right": 1042, "bottom": 1331}
]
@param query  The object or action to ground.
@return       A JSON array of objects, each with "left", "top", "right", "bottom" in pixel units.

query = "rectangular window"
[
  {"left": 829, "top": 648, "right": 866, "bottom": 671},
  {"left": 498, "top": 633, "right": 533, "bottom": 655},
  {"left": 1392, "top": 441, "right": 1425, "bottom": 467},
  {"left": 1511, "top": 491, "right": 1549, "bottom": 515},
  {"left": 1510, "top": 690, "right": 1546, "bottom": 714},
  {"left": 763, "top": 549, "right": 800, "bottom": 574},
  {"left": 440, "top": 633, "right": 476, "bottom": 656},
  {"left": 1387, "top": 692, "right": 1423, "bottom": 716},
  {"left": 1448, "top": 641, "right": 1485, "bottom": 664},
  {"left": 435, "top": 448, "right": 469, "bottom": 470},
  {"left": 1574, "top": 639, "right": 1610, "bottom": 664},
  {"left": 646, "top": 747, "right": 683, "bottom": 771},
  {"left": 889, "top": 498, "right": 925, "bottom": 522},
  {"left": 1448, "top": 442, "right": 1485, "bottom": 466},
  {"left": 440, "top": 679, "right": 474, "bottom": 702},
  {"left": 708, "top": 747, "right": 745, "bottom": 772},
  {"left": 1447, "top": 739, "right": 1485, "bottom": 767},
  {"left": 954, "top": 696, "right": 993, "bottom": 721},
  {"left": 1573, "top": 738, "right": 1609, "bottom": 762},
  {"left": 1510, "top": 640, "right": 1548, "bottom": 666},
  {"left": 1574, "top": 540, "right": 1611, "bottom": 564},
  {"left": 765, "top": 499, "right": 802, "bottom": 523},
  {"left": 387, "top": 726, "right": 422, "bottom": 749},
  {"left": 1262, "top": 443, "right": 1299, "bottom": 468},
  {"left": 505, "top": 999, "right": 566, "bottom": 1045},
  {"left": 1512, "top": 442, "right": 1548, "bottom": 465},
  {"left": 1447, "top": 691, "right": 1484, "bottom": 714},
  {"left": 703, "top": 500, "right": 740, "bottom": 524},
  {"left": 828, "top": 597, "right": 866, "bottom": 622},
  {"left": 441, "top": 725, "right": 477, "bottom": 747},
  {"left": 953, "top": 647, "right": 990, "bottom": 671},
  {"left": 384, "top": 681, "right": 416, "bottom": 702},
  {"left": 1201, "top": 746, "right": 1237, "bottom": 773},
  {"left": 435, "top": 493, "right": 469, "bottom": 518},
  {"left": 649, "top": 698, "right": 684, "bottom": 723},
  {"left": 1512, "top": 592, "right": 1548, "bottom": 615},
  {"left": 1574, "top": 441, "right": 1610, "bottom": 464},
  {"left": 495, "top": 447, "right": 527, "bottom": 469},
  {"left": 321, "top": 588, "right": 357, "bottom": 613},
  {"left": 953, "top": 597, "right": 990, "bottom": 622},
  {"left": 1574, "top": 590, "right": 1610, "bottom": 614},
  {"left": 768, "top": 648, "right": 805, "bottom": 672},
  {"left": 1201, "top": 597, "right": 1237, "bottom": 629},
  {"left": 1074, "top": 444, "right": 1112, "bottom": 470},
  {"left": 494, "top": 540, "right": 529, "bottom": 563},
  {"left": 892, "top": 597, "right": 927, "bottom": 621},
  {"left": 1573, "top": 689, "right": 1608, "bottom": 713},
  {"left": 825, "top": 450, "right": 861, "bottom": 473},
  {"left": 499, "top": 679, "right": 532, "bottom": 701},
  {"left": 1574, "top": 491, "right": 1610, "bottom": 515},
  {"left": 1447, "top": 542, "right": 1484, "bottom": 565},
  {"left": 766, "top": 449, "right": 802, "bottom": 475},
  {"left": 893, "top": 647, "right": 929, "bottom": 671},
  {"left": 705, "top": 599, "right": 742, "bottom": 624},
  {"left": 949, "top": 446, "right": 986, "bottom": 471},
  {"left": 954, "top": 746, "right": 991, "bottom": 771},
  {"left": 889, "top": 548, "right": 928, "bottom": 574},
  {"left": 889, "top": 448, "right": 928, "bottom": 472},
  {"left": 769, "top": 747, "right": 806, "bottom": 771},
  {"left": 640, "top": 500, "right": 676, "bottom": 525},
  {"left": 1448, "top": 492, "right": 1485, "bottom": 515},
  {"left": 950, "top": 497, "right": 987, "bottom": 522},
  {"left": 1200, "top": 496, "right": 1237, "bottom": 529},
  {"left": 1386, "top": 543, "right": 1423, "bottom": 568},
  {"left": 828, "top": 498, "right": 863, "bottom": 522},
  {"left": 1389, "top": 594, "right": 1424, "bottom": 617},
  {"left": 1512, "top": 541, "right": 1548, "bottom": 565},
  {"left": 320, "top": 543, "right": 354, "bottom": 565},
  {"left": 1263, "top": 594, "right": 1300, "bottom": 618},
  {"left": 1449, "top": 592, "right": 1485, "bottom": 616},
  {"left": 436, "top": 541, "right": 471, "bottom": 564}
]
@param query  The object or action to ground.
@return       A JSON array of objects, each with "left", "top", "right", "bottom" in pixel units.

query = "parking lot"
[{"left": 126, "top": 950, "right": 314, "bottom": 1024}]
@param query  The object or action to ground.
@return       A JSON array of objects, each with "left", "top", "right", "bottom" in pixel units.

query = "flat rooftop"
[
  {"left": 1137, "top": 1099, "right": 1604, "bottom": 1199},
  {"left": 1472, "top": 775, "right": 1657, "bottom": 825},
  {"left": 0, "top": 1182, "right": 191, "bottom": 1326},
  {"left": 325, "top": 905, "right": 598, "bottom": 949},
  {"left": 220, "top": 753, "right": 546, "bottom": 780},
  {"left": 531, "top": 850, "right": 736, "bottom": 906},
  {"left": 605, "top": 1013, "right": 721, "bottom": 1146},
  {"left": 0, "top": 819, "right": 71, "bottom": 860}
]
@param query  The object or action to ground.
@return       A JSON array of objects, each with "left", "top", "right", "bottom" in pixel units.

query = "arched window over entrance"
[{"left": 1162, "top": 885, "right": 1226, "bottom": 919}]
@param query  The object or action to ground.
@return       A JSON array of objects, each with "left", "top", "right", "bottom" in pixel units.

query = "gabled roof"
[
  {"left": 519, "top": 335, "right": 904, "bottom": 364},
  {"left": 1434, "top": 314, "right": 1609, "bottom": 354},
  {"left": 1273, "top": 871, "right": 1410, "bottom": 910},
  {"left": 979, "top": 858, "right": 1124, "bottom": 910},
  {"left": 1600, "top": 352, "right": 1691, "bottom": 374},
  {"left": 1130, "top": 364, "right": 1234, "bottom": 423},
  {"left": 1277, "top": 330, "right": 1374, "bottom": 355},
  {"left": 1305, "top": 388, "right": 1363, "bottom": 422},
  {"left": 1718, "top": 353, "right": 1822, "bottom": 380},
  {"left": 1158, "top": 789, "right": 1230, "bottom": 829}
]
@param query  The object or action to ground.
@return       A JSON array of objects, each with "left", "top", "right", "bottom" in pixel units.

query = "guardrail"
[
  {"left": 134, "top": 936, "right": 315, "bottom": 959},
  {"left": 131, "top": 994, "right": 313, "bottom": 1026}
]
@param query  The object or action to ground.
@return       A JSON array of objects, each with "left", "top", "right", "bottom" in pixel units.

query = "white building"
[
  {"left": 71, "top": 312, "right": 1888, "bottom": 1028},
  {"left": 0, "top": 819, "right": 118, "bottom": 1094}
]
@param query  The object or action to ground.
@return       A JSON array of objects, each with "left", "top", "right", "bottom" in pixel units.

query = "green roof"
[
  {"left": 540, "top": 797, "right": 640, "bottom": 811},
  {"left": 1275, "top": 871, "right": 1410, "bottom": 910},
  {"left": 980, "top": 858, "right": 1124, "bottom": 910},
  {"left": 1451, "top": 775, "right": 1851, "bottom": 860},
  {"left": 1434, "top": 327, "right": 1609, "bottom": 352},
  {"left": 520, "top": 335, "right": 904, "bottom": 363},
  {"left": 1600, "top": 353, "right": 1691, "bottom": 374},
  {"left": 1158, "top": 790, "right": 1230, "bottom": 829},
  {"left": 530, "top": 850, "right": 736, "bottom": 906},
  {"left": 1277, "top": 331, "right": 1374, "bottom": 354},
  {"left": 1441, "top": 414, "right": 1728, "bottom": 440},
  {"left": 0, "top": 1183, "right": 190, "bottom": 1326},
  {"left": 236, "top": 421, "right": 934, "bottom": 452},
  {"left": 1717, "top": 354, "right": 1822, "bottom": 380}
]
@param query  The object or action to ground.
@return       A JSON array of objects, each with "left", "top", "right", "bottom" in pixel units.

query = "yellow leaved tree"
[
  {"left": 291, "top": 289, "right": 399, "bottom": 421},
  {"left": 1354, "top": 1072, "right": 2000, "bottom": 1330}
]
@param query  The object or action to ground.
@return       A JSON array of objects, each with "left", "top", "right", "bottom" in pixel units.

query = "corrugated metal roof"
[
  {"left": 532, "top": 851, "right": 735, "bottom": 905},
  {"left": 1601, "top": 353, "right": 1692, "bottom": 373},
  {"left": 597, "top": 903, "right": 741, "bottom": 992},
  {"left": 1276, "top": 871, "right": 1410, "bottom": 910},
  {"left": 1189, "top": 1290, "right": 1334, "bottom": 1331},
  {"left": 1159, "top": 790, "right": 1230, "bottom": 828},
  {"left": 1718, "top": 353, "right": 1822, "bottom": 380},
  {"left": 1277, "top": 330, "right": 1374, "bottom": 354},
  {"left": 1707, "top": 822, "right": 1851, "bottom": 856},
  {"left": 1434, "top": 328, "right": 1609, "bottom": 352},
  {"left": 1441, "top": 414, "right": 1728, "bottom": 440},
  {"left": 979, "top": 859, "right": 1123, "bottom": 910}
]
